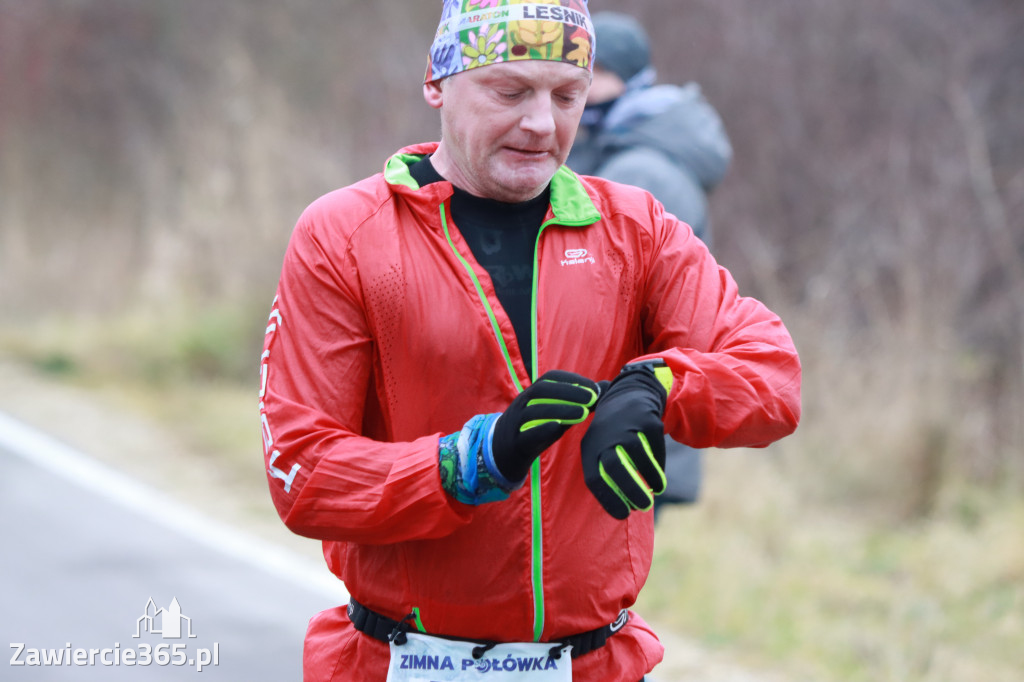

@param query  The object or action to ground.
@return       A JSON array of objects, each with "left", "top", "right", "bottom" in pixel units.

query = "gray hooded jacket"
[{"left": 568, "top": 82, "right": 732, "bottom": 246}]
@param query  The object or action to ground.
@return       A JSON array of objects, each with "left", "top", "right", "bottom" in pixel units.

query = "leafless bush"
[
  {"left": 2, "top": 0, "right": 1021, "bottom": 497},
  {"left": 0, "top": 0, "right": 436, "bottom": 314}
]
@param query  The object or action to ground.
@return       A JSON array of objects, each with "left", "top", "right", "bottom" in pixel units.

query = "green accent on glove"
[
  {"left": 492, "top": 370, "right": 601, "bottom": 483},
  {"left": 597, "top": 434, "right": 667, "bottom": 514},
  {"left": 519, "top": 384, "right": 600, "bottom": 432},
  {"left": 581, "top": 362, "right": 672, "bottom": 520}
]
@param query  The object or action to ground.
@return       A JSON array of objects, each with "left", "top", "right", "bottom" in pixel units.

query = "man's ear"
[{"left": 423, "top": 80, "right": 443, "bottom": 110}]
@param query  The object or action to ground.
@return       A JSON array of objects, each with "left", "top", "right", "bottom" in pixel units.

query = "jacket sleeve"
[
  {"left": 635, "top": 203, "right": 801, "bottom": 449},
  {"left": 259, "top": 208, "right": 472, "bottom": 545}
]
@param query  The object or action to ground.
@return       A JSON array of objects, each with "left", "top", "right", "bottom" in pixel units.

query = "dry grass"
[
  {"left": 641, "top": 448, "right": 1024, "bottom": 682},
  {"left": 637, "top": 305, "right": 1024, "bottom": 682}
]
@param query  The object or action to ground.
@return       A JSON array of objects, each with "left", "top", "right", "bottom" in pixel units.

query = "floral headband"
[{"left": 425, "top": 0, "right": 595, "bottom": 83}]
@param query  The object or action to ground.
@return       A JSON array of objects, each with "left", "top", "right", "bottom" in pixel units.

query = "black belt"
[{"left": 347, "top": 598, "right": 629, "bottom": 660}]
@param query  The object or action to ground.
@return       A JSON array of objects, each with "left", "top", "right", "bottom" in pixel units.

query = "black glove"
[
  {"left": 581, "top": 360, "right": 674, "bottom": 520},
  {"left": 491, "top": 370, "right": 601, "bottom": 483}
]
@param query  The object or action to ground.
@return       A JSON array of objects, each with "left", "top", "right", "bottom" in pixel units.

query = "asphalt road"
[{"left": 0, "top": 411, "right": 349, "bottom": 681}]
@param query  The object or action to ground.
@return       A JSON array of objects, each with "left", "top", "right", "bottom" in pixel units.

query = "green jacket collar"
[{"left": 384, "top": 146, "right": 601, "bottom": 228}]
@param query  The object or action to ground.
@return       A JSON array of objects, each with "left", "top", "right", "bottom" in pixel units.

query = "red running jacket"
[{"left": 259, "top": 143, "right": 801, "bottom": 681}]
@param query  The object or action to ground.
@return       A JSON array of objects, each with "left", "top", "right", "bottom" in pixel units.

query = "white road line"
[{"left": 0, "top": 409, "right": 349, "bottom": 602}]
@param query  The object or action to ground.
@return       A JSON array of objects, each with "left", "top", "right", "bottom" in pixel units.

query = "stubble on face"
[{"left": 428, "top": 61, "right": 591, "bottom": 203}]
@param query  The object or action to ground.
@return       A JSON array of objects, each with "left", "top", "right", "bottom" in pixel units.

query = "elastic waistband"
[{"left": 347, "top": 598, "right": 629, "bottom": 660}]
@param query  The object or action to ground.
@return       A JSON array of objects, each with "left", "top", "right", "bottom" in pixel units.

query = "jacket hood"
[{"left": 599, "top": 83, "right": 732, "bottom": 191}]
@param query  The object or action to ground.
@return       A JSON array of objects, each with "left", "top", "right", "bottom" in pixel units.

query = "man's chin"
[{"left": 496, "top": 164, "right": 558, "bottom": 202}]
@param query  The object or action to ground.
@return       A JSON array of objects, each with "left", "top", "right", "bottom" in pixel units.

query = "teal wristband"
[{"left": 438, "top": 413, "right": 510, "bottom": 505}]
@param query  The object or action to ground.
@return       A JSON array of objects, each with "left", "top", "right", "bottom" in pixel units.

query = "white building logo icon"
[{"left": 134, "top": 597, "right": 196, "bottom": 639}]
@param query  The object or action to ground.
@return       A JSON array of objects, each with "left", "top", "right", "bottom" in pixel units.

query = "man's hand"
[
  {"left": 438, "top": 370, "right": 600, "bottom": 506},
  {"left": 491, "top": 370, "right": 601, "bottom": 483},
  {"left": 581, "top": 361, "right": 673, "bottom": 519}
]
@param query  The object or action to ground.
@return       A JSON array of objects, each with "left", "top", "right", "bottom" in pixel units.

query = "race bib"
[{"left": 386, "top": 632, "right": 572, "bottom": 682}]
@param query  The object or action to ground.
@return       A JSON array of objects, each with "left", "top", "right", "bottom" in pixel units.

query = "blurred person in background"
[
  {"left": 259, "top": 1, "right": 799, "bottom": 680},
  {"left": 568, "top": 11, "right": 734, "bottom": 517}
]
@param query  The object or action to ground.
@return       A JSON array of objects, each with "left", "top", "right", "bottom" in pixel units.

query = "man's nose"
[{"left": 519, "top": 94, "right": 556, "bottom": 136}]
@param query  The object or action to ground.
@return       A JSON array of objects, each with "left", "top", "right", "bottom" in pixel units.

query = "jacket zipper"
[
  {"left": 440, "top": 202, "right": 573, "bottom": 643},
  {"left": 527, "top": 218, "right": 560, "bottom": 642},
  {"left": 440, "top": 203, "right": 552, "bottom": 642}
]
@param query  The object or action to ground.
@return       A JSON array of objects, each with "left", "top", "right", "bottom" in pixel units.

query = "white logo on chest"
[{"left": 561, "top": 248, "right": 596, "bottom": 267}]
